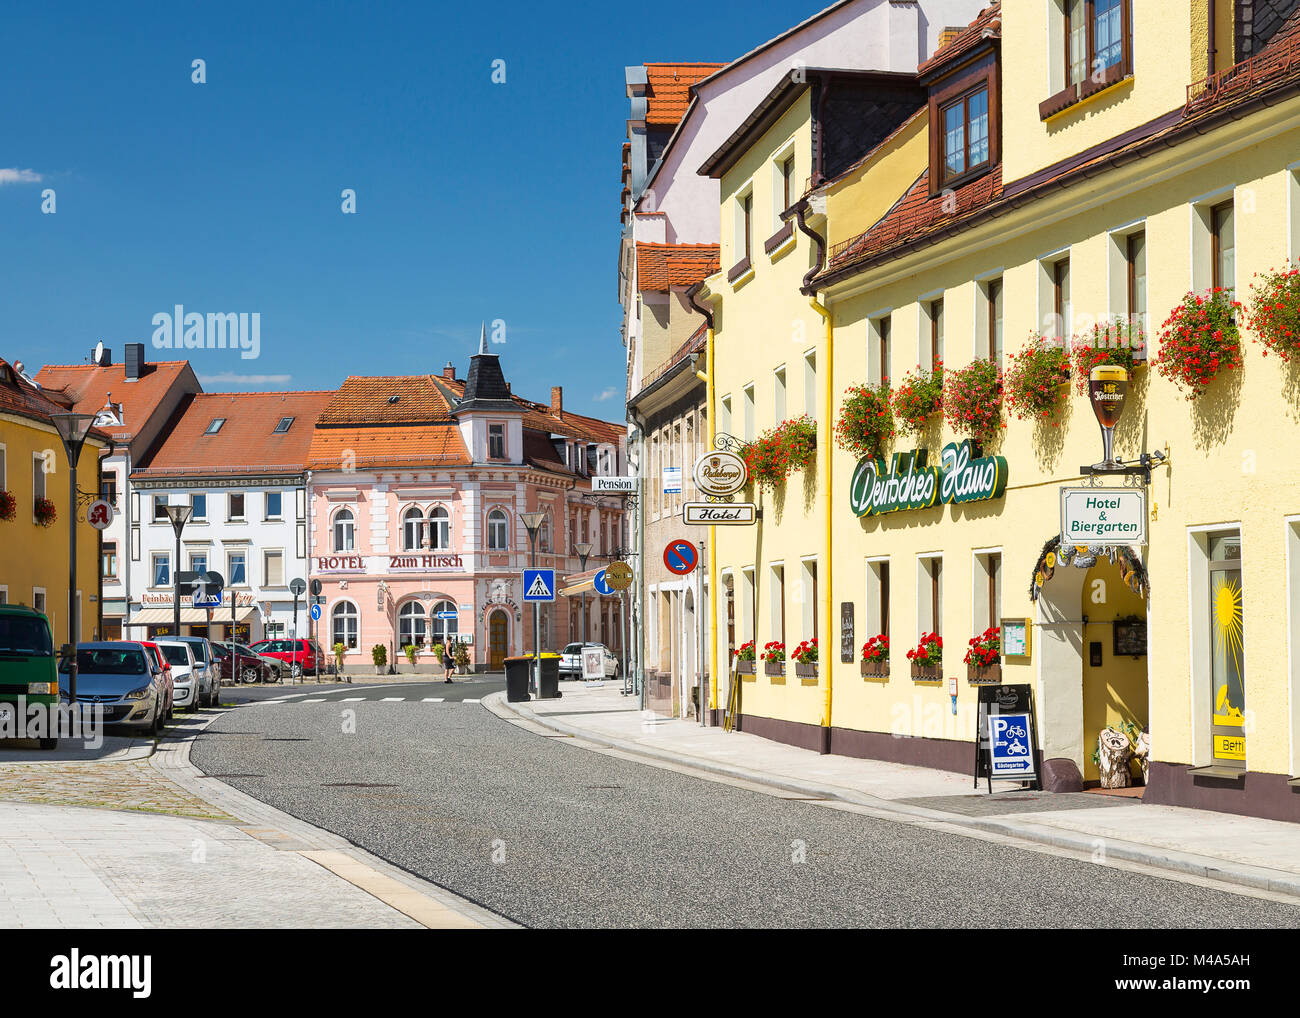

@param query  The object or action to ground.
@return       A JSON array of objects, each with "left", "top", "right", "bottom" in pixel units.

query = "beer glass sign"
[{"left": 1089, "top": 364, "right": 1128, "bottom": 469}]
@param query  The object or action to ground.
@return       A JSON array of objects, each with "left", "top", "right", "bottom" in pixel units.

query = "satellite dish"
[{"left": 93, "top": 341, "right": 104, "bottom": 365}]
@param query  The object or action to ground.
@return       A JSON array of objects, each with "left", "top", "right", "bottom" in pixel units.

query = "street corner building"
[
  {"left": 0, "top": 357, "right": 110, "bottom": 640},
  {"left": 684, "top": 0, "right": 1300, "bottom": 823},
  {"left": 307, "top": 334, "right": 629, "bottom": 673}
]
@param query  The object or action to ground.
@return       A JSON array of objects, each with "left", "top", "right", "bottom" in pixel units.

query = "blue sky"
[{"left": 1, "top": 0, "right": 811, "bottom": 418}]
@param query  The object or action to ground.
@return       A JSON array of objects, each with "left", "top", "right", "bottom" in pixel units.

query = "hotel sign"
[
  {"left": 849, "top": 441, "right": 1008, "bottom": 518},
  {"left": 683, "top": 502, "right": 757, "bottom": 526},
  {"left": 314, "top": 554, "right": 465, "bottom": 573},
  {"left": 1059, "top": 488, "right": 1146, "bottom": 546}
]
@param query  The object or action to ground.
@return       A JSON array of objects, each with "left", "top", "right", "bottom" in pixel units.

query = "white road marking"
[
  {"left": 380, "top": 697, "right": 406, "bottom": 702},
  {"left": 340, "top": 697, "right": 365, "bottom": 702},
  {"left": 463, "top": 698, "right": 480, "bottom": 704},
  {"left": 423, "top": 698, "right": 445, "bottom": 702}
]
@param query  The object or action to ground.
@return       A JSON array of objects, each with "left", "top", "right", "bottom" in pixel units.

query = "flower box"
[
  {"left": 860, "top": 660, "right": 889, "bottom": 679},
  {"left": 967, "top": 662, "right": 1002, "bottom": 684},
  {"left": 736, "top": 660, "right": 756, "bottom": 675},
  {"left": 911, "top": 662, "right": 942, "bottom": 682},
  {"left": 764, "top": 661, "right": 786, "bottom": 677},
  {"left": 794, "top": 663, "right": 818, "bottom": 679}
]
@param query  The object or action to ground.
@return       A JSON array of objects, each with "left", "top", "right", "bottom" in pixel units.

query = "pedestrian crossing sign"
[{"left": 523, "top": 568, "right": 556, "bottom": 603}]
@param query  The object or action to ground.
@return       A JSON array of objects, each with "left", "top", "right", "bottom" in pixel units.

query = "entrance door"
[
  {"left": 1081, "top": 557, "right": 1149, "bottom": 783},
  {"left": 489, "top": 611, "right": 508, "bottom": 670}
]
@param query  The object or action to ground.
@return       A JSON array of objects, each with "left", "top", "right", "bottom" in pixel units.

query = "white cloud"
[
  {"left": 197, "top": 372, "right": 292, "bottom": 386},
  {"left": 0, "top": 168, "right": 42, "bottom": 186},
  {"left": 594, "top": 387, "right": 619, "bottom": 402}
]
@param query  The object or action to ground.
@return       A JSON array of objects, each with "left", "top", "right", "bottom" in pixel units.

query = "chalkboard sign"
[
  {"left": 840, "top": 602, "right": 854, "bottom": 663},
  {"left": 974, "top": 684, "right": 1042, "bottom": 792}
]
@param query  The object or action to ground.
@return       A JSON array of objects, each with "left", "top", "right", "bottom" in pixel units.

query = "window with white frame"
[
  {"left": 868, "top": 315, "right": 892, "bottom": 386},
  {"left": 152, "top": 494, "right": 168, "bottom": 522},
  {"left": 488, "top": 423, "right": 506, "bottom": 459},
  {"left": 32, "top": 454, "right": 46, "bottom": 504},
  {"left": 333, "top": 508, "right": 355, "bottom": 552},
  {"left": 974, "top": 551, "right": 1002, "bottom": 634},
  {"left": 431, "top": 600, "right": 459, "bottom": 646},
  {"left": 487, "top": 508, "right": 509, "bottom": 551},
  {"left": 228, "top": 492, "right": 246, "bottom": 521},
  {"left": 265, "top": 491, "right": 282, "bottom": 519},
  {"left": 189, "top": 551, "right": 207, "bottom": 575},
  {"left": 917, "top": 555, "right": 943, "bottom": 638},
  {"left": 228, "top": 550, "right": 248, "bottom": 586},
  {"left": 770, "top": 564, "right": 785, "bottom": 648},
  {"left": 399, "top": 602, "right": 428, "bottom": 648},
  {"left": 402, "top": 506, "right": 425, "bottom": 551},
  {"left": 742, "top": 384, "right": 755, "bottom": 441},
  {"left": 191, "top": 493, "right": 207, "bottom": 520},
  {"left": 332, "top": 601, "right": 359, "bottom": 649},
  {"left": 264, "top": 550, "right": 284, "bottom": 587},
  {"left": 152, "top": 552, "right": 170, "bottom": 588},
  {"left": 429, "top": 506, "right": 450, "bottom": 550},
  {"left": 866, "top": 558, "right": 890, "bottom": 640}
]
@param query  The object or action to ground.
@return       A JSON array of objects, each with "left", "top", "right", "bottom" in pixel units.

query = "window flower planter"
[
  {"left": 0, "top": 489, "right": 15, "bottom": 522},
  {"left": 891, "top": 363, "right": 943, "bottom": 440},
  {"left": 943, "top": 357, "right": 1002, "bottom": 444},
  {"left": 764, "top": 661, "right": 786, "bottom": 677},
  {"left": 835, "top": 382, "right": 894, "bottom": 459},
  {"left": 963, "top": 626, "right": 1001, "bottom": 685},
  {"left": 1244, "top": 265, "right": 1300, "bottom": 362},
  {"left": 967, "top": 662, "right": 1002, "bottom": 684},
  {"left": 794, "top": 663, "right": 818, "bottom": 679},
  {"left": 1071, "top": 319, "right": 1146, "bottom": 391},
  {"left": 860, "top": 659, "right": 889, "bottom": 679},
  {"left": 910, "top": 662, "right": 942, "bottom": 682},
  {"left": 1005, "top": 336, "right": 1071, "bottom": 422},
  {"left": 737, "top": 660, "right": 756, "bottom": 675},
  {"left": 743, "top": 418, "right": 816, "bottom": 492},
  {"left": 33, "top": 497, "right": 57, "bottom": 528},
  {"left": 906, "top": 632, "right": 942, "bottom": 683},
  {"left": 1153, "top": 289, "right": 1243, "bottom": 398}
]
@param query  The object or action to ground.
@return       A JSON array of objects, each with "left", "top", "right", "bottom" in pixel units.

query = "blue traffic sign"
[
  {"left": 663, "top": 539, "right": 699, "bottom": 576},
  {"left": 592, "top": 569, "right": 614, "bottom": 596},
  {"left": 523, "top": 568, "right": 557, "bottom": 603},
  {"left": 310, "top": 603, "right": 322, "bottom": 622},
  {"left": 988, "top": 712, "right": 1035, "bottom": 779}
]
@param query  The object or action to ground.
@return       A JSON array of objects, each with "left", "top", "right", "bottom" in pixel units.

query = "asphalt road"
[{"left": 192, "top": 688, "right": 1300, "bottom": 928}]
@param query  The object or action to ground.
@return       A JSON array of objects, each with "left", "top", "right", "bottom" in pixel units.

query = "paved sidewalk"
[
  {"left": 0, "top": 712, "right": 513, "bottom": 929},
  {"left": 490, "top": 683, "right": 1300, "bottom": 900}
]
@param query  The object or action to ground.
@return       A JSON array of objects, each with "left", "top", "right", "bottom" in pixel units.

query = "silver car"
[
  {"left": 558, "top": 642, "right": 620, "bottom": 679},
  {"left": 155, "top": 640, "right": 201, "bottom": 709},
  {"left": 172, "top": 635, "right": 220, "bottom": 707},
  {"left": 58, "top": 642, "right": 167, "bottom": 734}
]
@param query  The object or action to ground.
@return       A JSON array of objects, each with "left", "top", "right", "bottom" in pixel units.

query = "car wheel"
[
  {"left": 152, "top": 700, "right": 165, "bottom": 735},
  {"left": 291, "top": 662, "right": 303, "bottom": 679},
  {"left": 241, "top": 666, "right": 258, "bottom": 684}
]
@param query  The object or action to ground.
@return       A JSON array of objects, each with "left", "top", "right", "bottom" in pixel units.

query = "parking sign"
[{"left": 987, "top": 712, "right": 1036, "bottom": 780}]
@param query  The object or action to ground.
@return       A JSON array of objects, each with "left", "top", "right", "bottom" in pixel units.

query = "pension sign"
[{"left": 849, "top": 441, "right": 1008, "bottom": 518}]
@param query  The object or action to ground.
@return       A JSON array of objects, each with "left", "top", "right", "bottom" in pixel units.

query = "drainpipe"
[
  {"left": 628, "top": 411, "right": 648, "bottom": 710},
  {"left": 687, "top": 281, "right": 718, "bottom": 724},
  {"left": 1208, "top": 0, "right": 1217, "bottom": 77}
]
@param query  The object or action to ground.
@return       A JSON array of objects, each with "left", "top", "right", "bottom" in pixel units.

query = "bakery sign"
[
  {"left": 314, "top": 554, "right": 465, "bottom": 573},
  {"left": 849, "top": 440, "right": 1008, "bottom": 518},
  {"left": 141, "top": 591, "right": 258, "bottom": 608}
]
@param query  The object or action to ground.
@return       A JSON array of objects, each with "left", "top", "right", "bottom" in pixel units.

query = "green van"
[{"left": 0, "top": 604, "right": 60, "bottom": 749}]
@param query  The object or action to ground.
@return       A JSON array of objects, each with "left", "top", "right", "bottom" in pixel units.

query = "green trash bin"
[
  {"left": 538, "top": 653, "right": 562, "bottom": 700},
  {"left": 504, "top": 656, "right": 533, "bottom": 702}
]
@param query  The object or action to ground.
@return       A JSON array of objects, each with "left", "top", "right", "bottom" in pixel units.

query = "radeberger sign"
[
  {"left": 849, "top": 441, "right": 1008, "bottom": 518},
  {"left": 692, "top": 450, "right": 747, "bottom": 498}
]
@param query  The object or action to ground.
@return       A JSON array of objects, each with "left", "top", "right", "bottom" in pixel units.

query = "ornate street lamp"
[
  {"left": 49, "top": 412, "right": 96, "bottom": 705},
  {"left": 163, "top": 504, "right": 193, "bottom": 638},
  {"left": 576, "top": 541, "right": 593, "bottom": 647},
  {"left": 520, "top": 511, "right": 547, "bottom": 695}
]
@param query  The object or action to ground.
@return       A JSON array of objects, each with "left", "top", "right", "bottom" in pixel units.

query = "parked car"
[
  {"left": 171, "top": 635, "right": 220, "bottom": 707},
  {"left": 558, "top": 642, "right": 620, "bottom": 679},
  {"left": 155, "top": 640, "right": 202, "bottom": 710},
  {"left": 138, "top": 641, "right": 175, "bottom": 720},
  {"left": 0, "top": 604, "right": 60, "bottom": 749},
  {"left": 212, "top": 641, "right": 283, "bottom": 684},
  {"left": 250, "top": 638, "right": 324, "bottom": 678},
  {"left": 57, "top": 642, "right": 167, "bottom": 734}
]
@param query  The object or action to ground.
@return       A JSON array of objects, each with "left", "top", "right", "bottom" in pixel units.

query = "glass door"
[{"left": 1208, "top": 533, "right": 1245, "bottom": 770}]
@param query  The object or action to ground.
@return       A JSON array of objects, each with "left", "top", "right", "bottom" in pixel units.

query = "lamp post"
[
  {"left": 49, "top": 412, "right": 96, "bottom": 705},
  {"left": 576, "top": 542, "right": 592, "bottom": 648},
  {"left": 520, "top": 511, "right": 546, "bottom": 696},
  {"left": 163, "top": 504, "right": 193, "bottom": 639}
]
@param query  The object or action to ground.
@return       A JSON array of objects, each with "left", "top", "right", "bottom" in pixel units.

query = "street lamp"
[
  {"left": 520, "top": 511, "right": 547, "bottom": 696},
  {"left": 575, "top": 541, "right": 592, "bottom": 648},
  {"left": 49, "top": 412, "right": 96, "bottom": 705},
  {"left": 163, "top": 504, "right": 193, "bottom": 639}
]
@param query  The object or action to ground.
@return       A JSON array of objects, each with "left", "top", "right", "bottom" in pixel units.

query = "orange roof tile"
[
  {"left": 133, "top": 391, "right": 333, "bottom": 477},
  {"left": 918, "top": 2, "right": 1000, "bottom": 77},
  {"left": 635, "top": 243, "right": 721, "bottom": 291},
  {"left": 34, "top": 360, "right": 198, "bottom": 442},
  {"left": 645, "top": 63, "right": 726, "bottom": 126},
  {"left": 307, "top": 424, "right": 470, "bottom": 472},
  {"left": 0, "top": 358, "right": 109, "bottom": 442},
  {"left": 318, "top": 374, "right": 455, "bottom": 426}
]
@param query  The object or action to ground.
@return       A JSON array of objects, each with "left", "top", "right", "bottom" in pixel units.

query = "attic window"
[
  {"left": 273, "top": 416, "right": 294, "bottom": 434},
  {"left": 205, "top": 418, "right": 226, "bottom": 435},
  {"left": 388, "top": 395, "right": 400, "bottom": 405}
]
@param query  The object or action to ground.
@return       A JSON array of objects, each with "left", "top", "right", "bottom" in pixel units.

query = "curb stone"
[{"left": 484, "top": 691, "right": 1300, "bottom": 901}]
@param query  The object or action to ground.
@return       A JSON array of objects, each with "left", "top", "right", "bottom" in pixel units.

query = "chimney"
[
  {"left": 937, "top": 26, "right": 964, "bottom": 50},
  {"left": 124, "top": 343, "right": 147, "bottom": 381},
  {"left": 551, "top": 386, "right": 563, "bottom": 413},
  {"left": 442, "top": 361, "right": 456, "bottom": 380},
  {"left": 99, "top": 347, "right": 112, "bottom": 366}
]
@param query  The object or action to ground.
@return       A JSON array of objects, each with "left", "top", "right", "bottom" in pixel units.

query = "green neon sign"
[{"left": 849, "top": 440, "right": 1008, "bottom": 518}]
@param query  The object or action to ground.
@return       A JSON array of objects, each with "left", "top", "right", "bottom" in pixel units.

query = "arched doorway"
[{"left": 488, "top": 610, "right": 509, "bottom": 670}]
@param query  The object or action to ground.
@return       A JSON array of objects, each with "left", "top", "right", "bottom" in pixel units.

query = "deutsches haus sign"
[
  {"left": 849, "top": 440, "right": 1008, "bottom": 518},
  {"left": 1059, "top": 488, "right": 1146, "bottom": 546}
]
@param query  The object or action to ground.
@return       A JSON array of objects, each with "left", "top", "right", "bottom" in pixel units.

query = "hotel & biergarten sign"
[{"left": 849, "top": 441, "right": 1008, "bottom": 518}]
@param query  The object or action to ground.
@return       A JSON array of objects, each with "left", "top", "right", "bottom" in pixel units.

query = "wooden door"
[{"left": 489, "top": 612, "right": 508, "bottom": 670}]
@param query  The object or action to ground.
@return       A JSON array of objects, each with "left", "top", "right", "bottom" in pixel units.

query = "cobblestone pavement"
[{"left": 0, "top": 759, "right": 232, "bottom": 821}]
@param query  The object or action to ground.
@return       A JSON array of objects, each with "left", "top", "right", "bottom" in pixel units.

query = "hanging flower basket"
[
  {"left": 1243, "top": 265, "right": 1300, "bottom": 361},
  {"left": 743, "top": 416, "right": 816, "bottom": 491},
  {"left": 860, "top": 633, "right": 889, "bottom": 678},
  {"left": 0, "top": 489, "right": 15, "bottom": 522},
  {"left": 33, "top": 497, "right": 57, "bottom": 528},
  {"left": 890, "top": 363, "right": 943, "bottom": 439},
  {"left": 964, "top": 625, "right": 1002, "bottom": 683},
  {"left": 906, "top": 632, "right": 942, "bottom": 682},
  {"left": 1004, "top": 335, "right": 1071, "bottom": 422},
  {"left": 835, "top": 382, "right": 894, "bottom": 458},
  {"left": 1071, "top": 319, "right": 1145, "bottom": 393},
  {"left": 943, "top": 357, "right": 1002, "bottom": 443},
  {"left": 1153, "top": 289, "right": 1243, "bottom": 398}
]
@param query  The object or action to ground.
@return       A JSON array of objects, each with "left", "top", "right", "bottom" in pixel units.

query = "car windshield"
[
  {"left": 210, "top": 643, "right": 230, "bottom": 658},
  {"left": 563, "top": 644, "right": 582, "bottom": 655},
  {"left": 61, "top": 648, "right": 147, "bottom": 675},
  {"left": 0, "top": 616, "right": 54, "bottom": 657},
  {"left": 159, "top": 645, "right": 191, "bottom": 666}
]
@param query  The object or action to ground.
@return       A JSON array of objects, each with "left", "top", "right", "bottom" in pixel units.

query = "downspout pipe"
[
  {"left": 687, "top": 280, "right": 718, "bottom": 723},
  {"left": 1208, "top": 0, "right": 1217, "bottom": 78}
]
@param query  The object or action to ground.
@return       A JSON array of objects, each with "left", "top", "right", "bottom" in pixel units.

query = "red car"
[
  {"left": 138, "top": 640, "right": 175, "bottom": 720},
  {"left": 249, "top": 638, "right": 324, "bottom": 679}
]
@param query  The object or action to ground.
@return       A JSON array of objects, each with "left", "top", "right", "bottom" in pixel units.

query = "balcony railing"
[{"left": 1185, "top": 31, "right": 1300, "bottom": 115}]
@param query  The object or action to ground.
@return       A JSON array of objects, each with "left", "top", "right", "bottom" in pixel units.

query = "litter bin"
[
  {"left": 504, "top": 656, "right": 532, "bottom": 702},
  {"left": 538, "top": 653, "right": 562, "bottom": 700}
]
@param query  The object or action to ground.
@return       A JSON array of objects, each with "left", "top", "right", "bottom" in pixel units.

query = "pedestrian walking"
[{"left": 442, "top": 644, "right": 455, "bottom": 684}]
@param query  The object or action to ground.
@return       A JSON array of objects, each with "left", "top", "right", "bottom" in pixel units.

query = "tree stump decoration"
[
  {"left": 1098, "top": 728, "right": 1134, "bottom": 789},
  {"left": 1132, "top": 729, "right": 1151, "bottom": 786}
]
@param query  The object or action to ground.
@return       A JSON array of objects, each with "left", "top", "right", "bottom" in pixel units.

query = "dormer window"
[
  {"left": 1042, "top": 0, "right": 1132, "bottom": 119},
  {"left": 205, "top": 418, "right": 225, "bottom": 435},
  {"left": 488, "top": 423, "right": 506, "bottom": 459},
  {"left": 941, "top": 87, "right": 989, "bottom": 184},
  {"left": 273, "top": 416, "right": 294, "bottom": 434},
  {"left": 925, "top": 25, "right": 999, "bottom": 195}
]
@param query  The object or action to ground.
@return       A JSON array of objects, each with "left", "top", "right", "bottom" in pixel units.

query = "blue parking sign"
[
  {"left": 987, "top": 712, "right": 1036, "bottom": 779},
  {"left": 523, "top": 568, "right": 556, "bottom": 603}
]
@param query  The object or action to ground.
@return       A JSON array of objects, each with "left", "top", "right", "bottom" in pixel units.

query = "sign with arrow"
[
  {"left": 592, "top": 569, "right": 615, "bottom": 596},
  {"left": 523, "top": 568, "right": 556, "bottom": 603},
  {"left": 663, "top": 539, "right": 699, "bottom": 576},
  {"left": 988, "top": 712, "right": 1036, "bottom": 780}
]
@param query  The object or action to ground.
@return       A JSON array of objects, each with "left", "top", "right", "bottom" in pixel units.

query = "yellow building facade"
[
  {"left": 703, "top": 0, "right": 1300, "bottom": 821},
  {"left": 0, "top": 359, "right": 105, "bottom": 645}
]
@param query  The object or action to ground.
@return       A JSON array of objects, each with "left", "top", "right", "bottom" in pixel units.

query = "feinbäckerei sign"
[
  {"left": 849, "top": 441, "right": 1008, "bottom": 518},
  {"left": 1059, "top": 488, "right": 1147, "bottom": 546}
]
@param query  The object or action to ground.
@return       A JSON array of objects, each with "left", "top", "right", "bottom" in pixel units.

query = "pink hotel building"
[{"left": 307, "top": 339, "right": 628, "bottom": 671}]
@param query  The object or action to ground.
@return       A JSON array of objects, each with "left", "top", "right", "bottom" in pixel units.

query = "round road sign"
[
  {"left": 663, "top": 539, "right": 699, "bottom": 576},
  {"left": 693, "top": 450, "right": 748, "bottom": 498},
  {"left": 592, "top": 569, "right": 615, "bottom": 596},
  {"left": 605, "top": 561, "right": 633, "bottom": 591}
]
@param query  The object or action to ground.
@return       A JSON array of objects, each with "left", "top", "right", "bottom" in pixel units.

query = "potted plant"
[
  {"left": 403, "top": 644, "right": 419, "bottom": 672},
  {"left": 454, "top": 641, "right": 471, "bottom": 673},
  {"left": 835, "top": 381, "right": 894, "bottom": 459},
  {"left": 1071, "top": 319, "right": 1144, "bottom": 392},
  {"left": 743, "top": 415, "right": 817, "bottom": 491},
  {"left": 1004, "top": 335, "right": 1071, "bottom": 422},
  {"left": 33, "top": 497, "right": 57, "bottom": 528},
  {"left": 0, "top": 489, "right": 14, "bottom": 522},
  {"left": 735, "top": 640, "right": 756, "bottom": 675},
  {"left": 371, "top": 643, "right": 387, "bottom": 675},
  {"left": 1243, "top": 264, "right": 1300, "bottom": 361},
  {"left": 1153, "top": 288, "right": 1243, "bottom": 398},
  {"left": 791, "top": 638, "right": 818, "bottom": 679},
  {"left": 942, "top": 357, "right": 1002, "bottom": 443},
  {"left": 964, "top": 625, "right": 1001, "bottom": 683},
  {"left": 761, "top": 640, "right": 786, "bottom": 676},
  {"left": 906, "top": 632, "right": 943, "bottom": 681},
  {"left": 890, "top": 362, "right": 943, "bottom": 439},
  {"left": 333, "top": 641, "right": 346, "bottom": 677},
  {"left": 860, "top": 633, "right": 889, "bottom": 678}
]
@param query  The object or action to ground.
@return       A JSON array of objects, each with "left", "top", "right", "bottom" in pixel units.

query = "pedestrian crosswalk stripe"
[
  {"left": 423, "top": 697, "right": 444, "bottom": 702},
  {"left": 300, "top": 698, "right": 326, "bottom": 703},
  {"left": 381, "top": 697, "right": 404, "bottom": 702},
  {"left": 340, "top": 697, "right": 365, "bottom": 702},
  {"left": 463, "top": 698, "right": 480, "bottom": 704}
]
